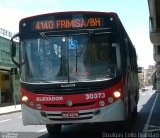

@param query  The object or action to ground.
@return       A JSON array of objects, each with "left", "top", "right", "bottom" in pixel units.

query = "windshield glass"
[{"left": 20, "top": 33, "right": 121, "bottom": 83}]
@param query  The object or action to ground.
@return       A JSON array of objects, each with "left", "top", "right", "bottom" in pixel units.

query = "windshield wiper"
[
  {"left": 35, "top": 79, "right": 68, "bottom": 83},
  {"left": 39, "top": 32, "right": 55, "bottom": 46},
  {"left": 77, "top": 30, "right": 94, "bottom": 57}
]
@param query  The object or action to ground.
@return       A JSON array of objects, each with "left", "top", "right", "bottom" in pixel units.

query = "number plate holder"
[{"left": 61, "top": 112, "right": 79, "bottom": 118}]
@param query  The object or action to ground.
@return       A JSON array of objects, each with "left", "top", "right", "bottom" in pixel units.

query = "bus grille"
[
  {"left": 41, "top": 111, "right": 95, "bottom": 121},
  {"left": 43, "top": 101, "right": 96, "bottom": 108},
  {"left": 49, "top": 116, "right": 93, "bottom": 121}
]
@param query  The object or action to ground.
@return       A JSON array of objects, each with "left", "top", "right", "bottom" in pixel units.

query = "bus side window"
[
  {"left": 132, "top": 49, "right": 138, "bottom": 72},
  {"left": 124, "top": 38, "right": 132, "bottom": 70},
  {"left": 121, "top": 38, "right": 128, "bottom": 69}
]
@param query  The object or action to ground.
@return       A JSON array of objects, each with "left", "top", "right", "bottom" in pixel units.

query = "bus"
[{"left": 11, "top": 11, "right": 139, "bottom": 134}]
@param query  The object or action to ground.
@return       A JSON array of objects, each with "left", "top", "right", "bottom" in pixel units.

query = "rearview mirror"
[
  {"left": 11, "top": 33, "right": 20, "bottom": 67},
  {"left": 11, "top": 42, "right": 16, "bottom": 57}
]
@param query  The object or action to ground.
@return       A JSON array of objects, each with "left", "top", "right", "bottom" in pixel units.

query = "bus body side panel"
[{"left": 118, "top": 20, "right": 139, "bottom": 120}]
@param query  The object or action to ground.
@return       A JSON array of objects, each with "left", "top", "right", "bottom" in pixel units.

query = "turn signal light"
[
  {"left": 107, "top": 97, "right": 113, "bottom": 103},
  {"left": 113, "top": 91, "right": 121, "bottom": 98},
  {"left": 22, "top": 96, "right": 28, "bottom": 102},
  {"left": 36, "top": 104, "right": 42, "bottom": 110},
  {"left": 29, "top": 101, "right": 34, "bottom": 106},
  {"left": 99, "top": 101, "right": 105, "bottom": 107}
]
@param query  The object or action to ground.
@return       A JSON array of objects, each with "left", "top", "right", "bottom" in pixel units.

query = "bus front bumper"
[{"left": 21, "top": 99, "right": 125, "bottom": 125}]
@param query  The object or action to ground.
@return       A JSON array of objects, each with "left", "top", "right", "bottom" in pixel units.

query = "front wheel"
[
  {"left": 132, "top": 105, "right": 138, "bottom": 119},
  {"left": 46, "top": 124, "right": 62, "bottom": 135}
]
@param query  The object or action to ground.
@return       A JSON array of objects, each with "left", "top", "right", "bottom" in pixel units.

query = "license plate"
[{"left": 61, "top": 112, "right": 79, "bottom": 118}]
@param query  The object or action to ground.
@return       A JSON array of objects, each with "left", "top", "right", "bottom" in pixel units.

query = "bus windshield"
[{"left": 21, "top": 32, "right": 121, "bottom": 83}]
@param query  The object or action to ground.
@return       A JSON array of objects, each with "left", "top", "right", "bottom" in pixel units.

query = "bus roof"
[{"left": 20, "top": 11, "right": 119, "bottom": 21}]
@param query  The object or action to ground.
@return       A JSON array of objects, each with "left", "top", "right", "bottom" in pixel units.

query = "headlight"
[
  {"left": 22, "top": 96, "right": 28, "bottom": 102},
  {"left": 113, "top": 91, "right": 121, "bottom": 98}
]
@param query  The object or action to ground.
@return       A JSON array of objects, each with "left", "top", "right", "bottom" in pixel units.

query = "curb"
[
  {"left": 0, "top": 104, "right": 21, "bottom": 116},
  {"left": 0, "top": 110, "right": 21, "bottom": 116}
]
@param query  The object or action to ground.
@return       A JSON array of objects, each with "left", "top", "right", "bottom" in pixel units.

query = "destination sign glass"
[
  {"left": 20, "top": 13, "right": 117, "bottom": 34},
  {"left": 32, "top": 17, "right": 103, "bottom": 31}
]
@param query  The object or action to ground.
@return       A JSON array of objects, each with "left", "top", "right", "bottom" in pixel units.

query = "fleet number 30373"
[{"left": 85, "top": 92, "right": 105, "bottom": 100}]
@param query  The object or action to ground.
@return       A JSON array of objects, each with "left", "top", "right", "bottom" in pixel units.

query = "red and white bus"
[{"left": 11, "top": 11, "right": 139, "bottom": 134}]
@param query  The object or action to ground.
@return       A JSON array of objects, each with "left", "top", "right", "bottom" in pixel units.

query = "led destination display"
[{"left": 33, "top": 17, "right": 103, "bottom": 30}]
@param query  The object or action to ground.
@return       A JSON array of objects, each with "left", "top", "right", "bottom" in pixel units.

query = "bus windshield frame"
[{"left": 19, "top": 12, "right": 122, "bottom": 84}]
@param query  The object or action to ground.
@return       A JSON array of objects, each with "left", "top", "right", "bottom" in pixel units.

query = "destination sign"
[{"left": 33, "top": 17, "right": 103, "bottom": 31}]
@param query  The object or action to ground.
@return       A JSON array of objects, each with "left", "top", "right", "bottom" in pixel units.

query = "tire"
[
  {"left": 121, "top": 97, "right": 131, "bottom": 131},
  {"left": 46, "top": 124, "right": 62, "bottom": 135},
  {"left": 126, "top": 94, "right": 132, "bottom": 123},
  {"left": 132, "top": 105, "right": 138, "bottom": 119}
]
